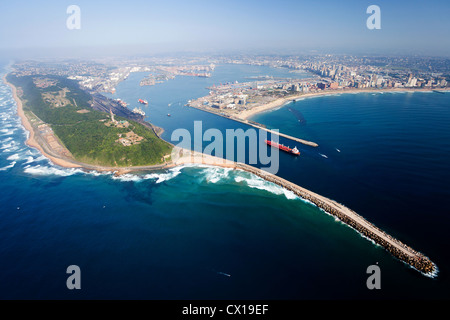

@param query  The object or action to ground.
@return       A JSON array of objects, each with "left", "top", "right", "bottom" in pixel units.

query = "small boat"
[
  {"left": 167, "top": 113, "right": 171, "bottom": 117},
  {"left": 217, "top": 272, "right": 231, "bottom": 277}
]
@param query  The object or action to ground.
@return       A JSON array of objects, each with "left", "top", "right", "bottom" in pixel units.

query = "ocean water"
[{"left": 1, "top": 62, "right": 449, "bottom": 299}]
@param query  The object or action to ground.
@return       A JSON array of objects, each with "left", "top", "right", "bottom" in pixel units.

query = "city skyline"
[{"left": 1, "top": 0, "right": 450, "bottom": 58}]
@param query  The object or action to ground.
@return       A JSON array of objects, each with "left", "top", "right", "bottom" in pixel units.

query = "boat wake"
[{"left": 217, "top": 271, "right": 231, "bottom": 277}]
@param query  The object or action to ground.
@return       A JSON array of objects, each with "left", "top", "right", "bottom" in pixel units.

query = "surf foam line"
[
  {"left": 23, "top": 164, "right": 86, "bottom": 177},
  {"left": 0, "top": 161, "right": 16, "bottom": 171},
  {"left": 194, "top": 165, "right": 300, "bottom": 200},
  {"left": 111, "top": 164, "right": 225, "bottom": 183},
  {"left": 199, "top": 166, "right": 234, "bottom": 184},
  {"left": 233, "top": 170, "right": 298, "bottom": 200},
  {"left": 111, "top": 166, "right": 184, "bottom": 183}
]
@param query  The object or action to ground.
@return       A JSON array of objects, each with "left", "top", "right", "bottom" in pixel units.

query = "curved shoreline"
[
  {"left": 3, "top": 75, "right": 437, "bottom": 276},
  {"left": 4, "top": 75, "right": 83, "bottom": 170},
  {"left": 238, "top": 87, "right": 450, "bottom": 120}
]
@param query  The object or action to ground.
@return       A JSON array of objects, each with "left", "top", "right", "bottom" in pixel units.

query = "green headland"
[{"left": 6, "top": 73, "right": 172, "bottom": 167}]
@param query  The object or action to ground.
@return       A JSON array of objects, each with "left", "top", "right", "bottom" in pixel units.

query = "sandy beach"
[
  {"left": 237, "top": 87, "right": 450, "bottom": 120},
  {"left": 4, "top": 75, "right": 83, "bottom": 169},
  {"left": 169, "top": 147, "right": 237, "bottom": 168}
]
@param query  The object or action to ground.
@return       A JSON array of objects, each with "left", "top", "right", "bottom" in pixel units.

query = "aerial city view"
[{"left": 1, "top": 0, "right": 449, "bottom": 306}]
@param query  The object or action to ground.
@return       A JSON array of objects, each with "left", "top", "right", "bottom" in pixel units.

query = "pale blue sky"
[{"left": 0, "top": 0, "right": 449, "bottom": 56}]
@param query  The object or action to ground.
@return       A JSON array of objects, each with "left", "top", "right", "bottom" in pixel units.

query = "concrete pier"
[
  {"left": 241, "top": 120, "right": 319, "bottom": 147},
  {"left": 189, "top": 104, "right": 319, "bottom": 147}
]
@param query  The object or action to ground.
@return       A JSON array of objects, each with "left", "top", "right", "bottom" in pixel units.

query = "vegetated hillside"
[{"left": 7, "top": 74, "right": 172, "bottom": 166}]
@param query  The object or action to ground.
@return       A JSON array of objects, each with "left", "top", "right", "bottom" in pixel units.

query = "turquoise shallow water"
[{"left": 1, "top": 62, "right": 449, "bottom": 299}]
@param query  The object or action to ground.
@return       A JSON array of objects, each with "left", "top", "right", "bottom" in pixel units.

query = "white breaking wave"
[
  {"left": 111, "top": 166, "right": 183, "bottom": 183},
  {"left": 0, "top": 161, "right": 16, "bottom": 171},
  {"left": 84, "top": 170, "right": 111, "bottom": 177},
  {"left": 23, "top": 164, "right": 84, "bottom": 177},
  {"left": 234, "top": 173, "right": 298, "bottom": 200},
  {"left": 6, "top": 153, "right": 19, "bottom": 160},
  {"left": 200, "top": 166, "right": 233, "bottom": 183},
  {"left": 0, "top": 91, "right": 34, "bottom": 169},
  {"left": 143, "top": 166, "right": 183, "bottom": 183},
  {"left": 112, "top": 164, "right": 224, "bottom": 183},
  {"left": 25, "top": 149, "right": 39, "bottom": 156},
  {"left": 111, "top": 173, "right": 144, "bottom": 182},
  {"left": 319, "top": 153, "right": 328, "bottom": 158},
  {"left": 0, "top": 128, "right": 16, "bottom": 135},
  {"left": 2, "top": 145, "right": 20, "bottom": 153},
  {"left": 112, "top": 164, "right": 298, "bottom": 201},
  {"left": 24, "top": 156, "right": 35, "bottom": 164},
  {"left": 24, "top": 155, "right": 47, "bottom": 164},
  {"left": 0, "top": 142, "right": 14, "bottom": 150}
]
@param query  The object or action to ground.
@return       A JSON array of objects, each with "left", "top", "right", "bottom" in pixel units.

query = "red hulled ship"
[{"left": 265, "top": 140, "right": 300, "bottom": 156}]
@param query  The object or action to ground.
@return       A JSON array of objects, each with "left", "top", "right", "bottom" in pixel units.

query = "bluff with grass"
[{"left": 7, "top": 73, "right": 172, "bottom": 167}]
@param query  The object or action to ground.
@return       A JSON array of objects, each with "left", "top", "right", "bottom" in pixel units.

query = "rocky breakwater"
[{"left": 235, "top": 163, "right": 437, "bottom": 276}]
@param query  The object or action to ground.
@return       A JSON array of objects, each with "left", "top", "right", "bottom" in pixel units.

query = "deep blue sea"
[{"left": 1, "top": 62, "right": 449, "bottom": 299}]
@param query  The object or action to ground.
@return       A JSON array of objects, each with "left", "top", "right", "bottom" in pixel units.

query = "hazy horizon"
[{"left": 1, "top": 0, "right": 450, "bottom": 58}]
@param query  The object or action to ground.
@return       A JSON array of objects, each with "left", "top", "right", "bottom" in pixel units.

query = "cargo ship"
[
  {"left": 265, "top": 140, "right": 300, "bottom": 156},
  {"left": 138, "top": 99, "right": 148, "bottom": 105}
]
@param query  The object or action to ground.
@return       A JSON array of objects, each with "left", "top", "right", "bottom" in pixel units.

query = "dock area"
[
  {"left": 189, "top": 104, "right": 319, "bottom": 148},
  {"left": 239, "top": 119, "right": 319, "bottom": 147}
]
